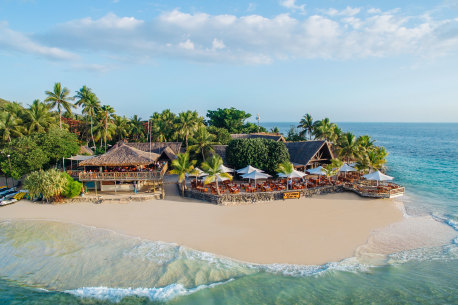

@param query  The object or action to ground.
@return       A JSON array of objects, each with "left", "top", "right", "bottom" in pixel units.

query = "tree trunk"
[
  {"left": 185, "top": 135, "right": 188, "bottom": 150},
  {"left": 201, "top": 149, "right": 205, "bottom": 162},
  {"left": 104, "top": 119, "right": 107, "bottom": 153},
  {"left": 182, "top": 180, "right": 185, "bottom": 196},
  {"left": 58, "top": 104, "right": 62, "bottom": 129},
  {"left": 216, "top": 179, "right": 220, "bottom": 195},
  {"left": 90, "top": 116, "right": 95, "bottom": 149}
]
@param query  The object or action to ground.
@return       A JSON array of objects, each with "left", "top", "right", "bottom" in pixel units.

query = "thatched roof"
[
  {"left": 286, "top": 141, "right": 334, "bottom": 167},
  {"left": 79, "top": 145, "right": 94, "bottom": 156},
  {"left": 79, "top": 143, "right": 160, "bottom": 167},
  {"left": 160, "top": 146, "right": 178, "bottom": 161},
  {"left": 230, "top": 133, "right": 286, "bottom": 142},
  {"left": 110, "top": 140, "right": 182, "bottom": 155}
]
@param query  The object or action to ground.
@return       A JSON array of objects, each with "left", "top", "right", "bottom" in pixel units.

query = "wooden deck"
[{"left": 69, "top": 164, "right": 168, "bottom": 182}]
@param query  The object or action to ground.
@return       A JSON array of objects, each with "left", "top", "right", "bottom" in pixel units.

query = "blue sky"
[{"left": 1, "top": 0, "right": 457, "bottom": 122}]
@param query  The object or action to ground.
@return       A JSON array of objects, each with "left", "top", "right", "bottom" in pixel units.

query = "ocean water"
[{"left": 1, "top": 123, "right": 457, "bottom": 304}]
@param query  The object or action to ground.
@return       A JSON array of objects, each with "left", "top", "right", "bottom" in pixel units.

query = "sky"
[{"left": 0, "top": 0, "right": 457, "bottom": 123}]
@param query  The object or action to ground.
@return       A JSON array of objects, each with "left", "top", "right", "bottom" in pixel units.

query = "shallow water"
[{"left": 1, "top": 123, "right": 457, "bottom": 304}]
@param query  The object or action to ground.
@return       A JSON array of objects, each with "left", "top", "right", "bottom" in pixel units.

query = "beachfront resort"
[{"left": 0, "top": 85, "right": 403, "bottom": 206}]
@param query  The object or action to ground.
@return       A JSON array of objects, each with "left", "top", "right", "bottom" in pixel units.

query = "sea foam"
[{"left": 65, "top": 279, "right": 233, "bottom": 302}]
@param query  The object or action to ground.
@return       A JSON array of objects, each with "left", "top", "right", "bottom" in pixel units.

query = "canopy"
[
  {"left": 219, "top": 164, "right": 234, "bottom": 173},
  {"left": 363, "top": 171, "right": 394, "bottom": 181},
  {"left": 278, "top": 170, "right": 307, "bottom": 179},
  {"left": 66, "top": 155, "right": 94, "bottom": 161},
  {"left": 205, "top": 175, "right": 232, "bottom": 183},
  {"left": 241, "top": 171, "right": 271, "bottom": 180},
  {"left": 307, "top": 166, "right": 326, "bottom": 176},
  {"left": 339, "top": 163, "right": 357, "bottom": 172},
  {"left": 236, "top": 165, "right": 264, "bottom": 174},
  {"left": 186, "top": 167, "right": 208, "bottom": 178}
]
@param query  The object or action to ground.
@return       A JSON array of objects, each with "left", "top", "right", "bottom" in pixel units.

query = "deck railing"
[{"left": 78, "top": 171, "right": 164, "bottom": 181}]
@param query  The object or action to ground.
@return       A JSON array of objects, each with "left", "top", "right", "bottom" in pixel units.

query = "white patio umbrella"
[
  {"left": 278, "top": 170, "right": 307, "bottom": 179},
  {"left": 339, "top": 163, "right": 357, "bottom": 177},
  {"left": 241, "top": 171, "right": 271, "bottom": 186},
  {"left": 219, "top": 164, "right": 235, "bottom": 173},
  {"left": 205, "top": 175, "right": 232, "bottom": 183},
  {"left": 186, "top": 167, "right": 208, "bottom": 183},
  {"left": 236, "top": 165, "right": 264, "bottom": 174},
  {"left": 307, "top": 166, "right": 326, "bottom": 183},
  {"left": 363, "top": 171, "right": 394, "bottom": 186}
]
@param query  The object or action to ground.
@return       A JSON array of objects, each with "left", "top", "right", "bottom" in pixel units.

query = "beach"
[{"left": 0, "top": 192, "right": 404, "bottom": 265}]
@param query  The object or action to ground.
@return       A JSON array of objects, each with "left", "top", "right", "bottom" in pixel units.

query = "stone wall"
[{"left": 183, "top": 185, "right": 345, "bottom": 205}]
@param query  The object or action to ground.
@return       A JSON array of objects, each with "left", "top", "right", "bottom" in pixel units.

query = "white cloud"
[
  {"left": 0, "top": 21, "right": 77, "bottom": 60},
  {"left": 179, "top": 39, "right": 194, "bottom": 50},
  {"left": 2, "top": 7, "right": 458, "bottom": 66},
  {"left": 280, "top": 0, "right": 305, "bottom": 13}
]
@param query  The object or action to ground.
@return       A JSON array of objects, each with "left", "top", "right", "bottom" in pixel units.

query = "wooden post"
[
  {"left": 95, "top": 181, "right": 98, "bottom": 196},
  {"left": 114, "top": 180, "right": 117, "bottom": 194}
]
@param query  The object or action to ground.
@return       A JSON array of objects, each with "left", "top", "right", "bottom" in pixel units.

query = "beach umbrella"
[
  {"left": 219, "top": 164, "right": 235, "bottom": 173},
  {"left": 278, "top": 170, "right": 307, "bottom": 179},
  {"left": 363, "top": 171, "right": 394, "bottom": 186},
  {"left": 236, "top": 165, "right": 264, "bottom": 174},
  {"left": 307, "top": 166, "right": 326, "bottom": 183},
  {"left": 241, "top": 171, "right": 271, "bottom": 186},
  {"left": 206, "top": 175, "right": 231, "bottom": 183},
  {"left": 339, "top": 163, "right": 357, "bottom": 177},
  {"left": 186, "top": 167, "right": 208, "bottom": 183}
]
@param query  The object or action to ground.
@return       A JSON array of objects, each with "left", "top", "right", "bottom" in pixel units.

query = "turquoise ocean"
[{"left": 1, "top": 123, "right": 457, "bottom": 304}]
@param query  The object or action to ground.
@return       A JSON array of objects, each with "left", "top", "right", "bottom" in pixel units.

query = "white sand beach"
[{"left": 0, "top": 191, "right": 404, "bottom": 265}]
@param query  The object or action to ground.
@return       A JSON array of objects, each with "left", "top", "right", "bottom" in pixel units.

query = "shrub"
[
  {"left": 226, "top": 138, "right": 290, "bottom": 174},
  {"left": 24, "top": 169, "right": 69, "bottom": 202},
  {"left": 62, "top": 172, "right": 83, "bottom": 198}
]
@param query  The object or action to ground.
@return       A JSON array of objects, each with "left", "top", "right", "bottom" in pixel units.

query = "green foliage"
[
  {"left": 241, "top": 122, "right": 267, "bottom": 133},
  {"left": 201, "top": 155, "right": 232, "bottom": 195},
  {"left": 36, "top": 128, "right": 80, "bottom": 165},
  {"left": 297, "top": 113, "right": 314, "bottom": 140},
  {"left": 276, "top": 160, "right": 294, "bottom": 189},
  {"left": 206, "top": 107, "right": 252, "bottom": 133},
  {"left": 285, "top": 126, "right": 305, "bottom": 142},
  {"left": 188, "top": 126, "right": 218, "bottom": 162},
  {"left": 62, "top": 172, "right": 83, "bottom": 198},
  {"left": 24, "top": 169, "right": 68, "bottom": 202},
  {"left": 226, "top": 138, "right": 290, "bottom": 174},
  {"left": 207, "top": 126, "right": 232, "bottom": 145},
  {"left": 169, "top": 152, "right": 197, "bottom": 195},
  {"left": 0, "top": 136, "right": 49, "bottom": 179}
]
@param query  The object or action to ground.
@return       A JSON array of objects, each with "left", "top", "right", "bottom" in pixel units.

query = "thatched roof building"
[
  {"left": 286, "top": 141, "right": 334, "bottom": 169},
  {"left": 79, "top": 143, "right": 160, "bottom": 167},
  {"left": 109, "top": 140, "right": 181, "bottom": 161},
  {"left": 230, "top": 133, "right": 286, "bottom": 142},
  {"left": 79, "top": 145, "right": 94, "bottom": 156}
]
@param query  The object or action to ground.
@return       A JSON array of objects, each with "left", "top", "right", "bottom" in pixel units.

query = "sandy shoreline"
[{"left": 0, "top": 192, "right": 404, "bottom": 265}]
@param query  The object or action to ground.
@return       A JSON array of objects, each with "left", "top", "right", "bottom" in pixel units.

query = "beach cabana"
[
  {"left": 286, "top": 140, "right": 334, "bottom": 170},
  {"left": 278, "top": 170, "right": 307, "bottom": 179},
  {"left": 79, "top": 144, "right": 160, "bottom": 167},
  {"left": 363, "top": 171, "right": 394, "bottom": 186},
  {"left": 219, "top": 164, "right": 234, "bottom": 173},
  {"left": 237, "top": 165, "right": 264, "bottom": 174},
  {"left": 241, "top": 171, "right": 271, "bottom": 185}
]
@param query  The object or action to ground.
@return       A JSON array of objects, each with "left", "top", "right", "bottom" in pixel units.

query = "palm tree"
[
  {"left": 312, "top": 118, "right": 336, "bottom": 142},
  {"left": 0, "top": 112, "right": 24, "bottom": 142},
  {"left": 356, "top": 135, "right": 375, "bottom": 153},
  {"left": 297, "top": 114, "right": 314, "bottom": 140},
  {"left": 113, "top": 115, "right": 130, "bottom": 141},
  {"left": 169, "top": 152, "right": 197, "bottom": 196},
  {"left": 24, "top": 99, "right": 56, "bottom": 134},
  {"left": 44, "top": 82, "right": 75, "bottom": 129},
  {"left": 75, "top": 87, "right": 100, "bottom": 148},
  {"left": 150, "top": 112, "right": 168, "bottom": 142},
  {"left": 188, "top": 126, "right": 218, "bottom": 161},
  {"left": 338, "top": 132, "right": 359, "bottom": 163},
  {"left": 324, "top": 158, "right": 344, "bottom": 184},
  {"left": 129, "top": 115, "right": 145, "bottom": 141},
  {"left": 356, "top": 147, "right": 388, "bottom": 173},
  {"left": 276, "top": 160, "right": 294, "bottom": 190},
  {"left": 175, "top": 110, "right": 199, "bottom": 149},
  {"left": 201, "top": 155, "right": 232, "bottom": 195},
  {"left": 270, "top": 126, "right": 280, "bottom": 133},
  {"left": 98, "top": 105, "right": 115, "bottom": 152}
]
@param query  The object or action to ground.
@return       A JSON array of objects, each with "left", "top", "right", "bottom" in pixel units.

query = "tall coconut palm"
[
  {"left": 270, "top": 126, "right": 280, "bottom": 134},
  {"left": 356, "top": 146, "right": 388, "bottom": 173},
  {"left": 150, "top": 112, "right": 168, "bottom": 142},
  {"left": 188, "top": 126, "right": 218, "bottom": 162},
  {"left": 169, "top": 152, "right": 197, "bottom": 196},
  {"left": 175, "top": 110, "right": 199, "bottom": 149},
  {"left": 129, "top": 115, "right": 145, "bottom": 141},
  {"left": 0, "top": 112, "right": 24, "bottom": 142},
  {"left": 98, "top": 105, "right": 115, "bottom": 152},
  {"left": 44, "top": 82, "right": 75, "bottom": 129},
  {"left": 297, "top": 113, "right": 314, "bottom": 140},
  {"left": 338, "top": 132, "right": 359, "bottom": 163},
  {"left": 276, "top": 160, "right": 294, "bottom": 190},
  {"left": 201, "top": 155, "right": 232, "bottom": 195},
  {"left": 324, "top": 158, "right": 344, "bottom": 184},
  {"left": 113, "top": 115, "right": 130, "bottom": 141},
  {"left": 75, "top": 87, "right": 100, "bottom": 148},
  {"left": 356, "top": 135, "right": 375, "bottom": 153},
  {"left": 313, "top": 118, "right": 336, "bottom": 142},
  {"left": 24, "top": 99, "right": 56, "bottom": 134}
]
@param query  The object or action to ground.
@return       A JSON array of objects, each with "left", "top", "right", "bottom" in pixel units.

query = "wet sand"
[{"left": 0, "top": 192, "right": 403, "bottom": 265}]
